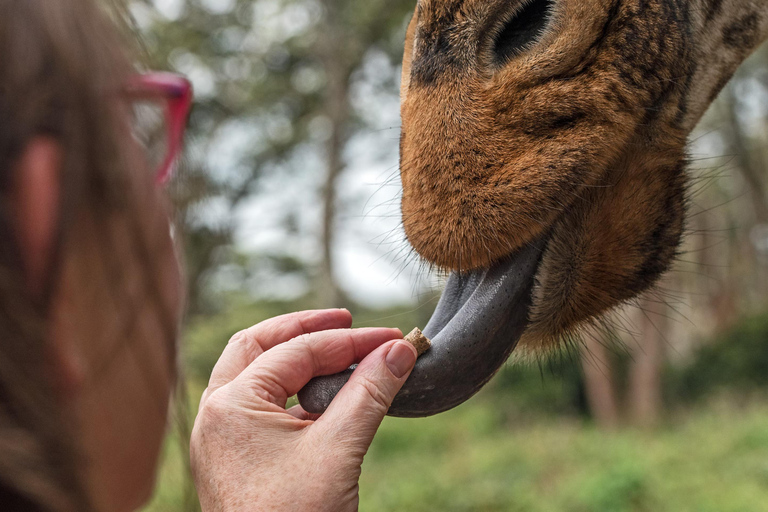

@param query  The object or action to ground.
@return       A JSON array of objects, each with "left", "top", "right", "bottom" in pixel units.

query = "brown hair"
[{"left": 0, "top": 0, "right": 155, "bottom": 509}]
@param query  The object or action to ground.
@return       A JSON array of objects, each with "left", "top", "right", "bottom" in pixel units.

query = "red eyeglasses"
[{"left": 125, "top": 72, "right": 193, "bottom": 185}]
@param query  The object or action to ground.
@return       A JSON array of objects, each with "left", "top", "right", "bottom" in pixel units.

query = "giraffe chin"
[{"left": 297, "top": 236, "right": 546, "bottom": 418}]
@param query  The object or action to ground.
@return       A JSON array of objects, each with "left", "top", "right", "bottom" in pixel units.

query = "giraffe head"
[
  {"left": 298, "top": 0, "right": 768, "bottom": 417},
  {"left": 399, "top": 0, "right": 703, "bottom": 352}
]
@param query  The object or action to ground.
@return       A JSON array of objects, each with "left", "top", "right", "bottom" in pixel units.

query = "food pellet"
[{"left": 404, "top": 327, "right": 431, "bottom": 356}]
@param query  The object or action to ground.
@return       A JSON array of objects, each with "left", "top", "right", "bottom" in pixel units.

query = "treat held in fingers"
[{"left": 404, "top": 327, "right": 431, "bottom": 357}]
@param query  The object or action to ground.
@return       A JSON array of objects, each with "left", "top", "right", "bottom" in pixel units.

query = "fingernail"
[{"left": 386, "top": 341, "right": 416, "bottom": 378}]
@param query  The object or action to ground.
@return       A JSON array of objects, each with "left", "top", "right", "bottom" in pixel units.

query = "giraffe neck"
[{"left": 683, "top": 0, "right": 768, "bottom": 131}]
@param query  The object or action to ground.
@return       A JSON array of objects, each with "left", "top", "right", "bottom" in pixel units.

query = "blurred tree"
[
  {"left": 580, "top": 328, "right": 620, "bottom": 429},
  {"left": 128, "top": 0, "right": 416, "bottom": 311},
  {"left": 311, "top": 0, "right": 416, "bottom": 306},
  {"left": 579, "top": 43, "right": 768, "bottom": 428},
  {"left": 129, "top": 0, "right": 768, "bottom": 434},
  {"left": 127, "top": 4, "right": 418, "bottom": 511},
  {"left": 668, "top": 311, "right": 768, "bottom": 403},
  {"left": 626, "top": 295, "right": 667, "bottom": 428}
]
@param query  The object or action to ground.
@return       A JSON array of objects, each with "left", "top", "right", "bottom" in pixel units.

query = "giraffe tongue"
[{"left": 297, "top": 240, "right": 544, "bottom": 418}]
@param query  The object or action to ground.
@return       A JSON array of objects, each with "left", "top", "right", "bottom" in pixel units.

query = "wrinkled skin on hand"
[{"left": 190, "top": 309, "right": 417, "bottom": 511}]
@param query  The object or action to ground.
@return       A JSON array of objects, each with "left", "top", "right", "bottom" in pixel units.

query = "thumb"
[{"left": 315, "top": 339, "right": 417, "bottom": 447}]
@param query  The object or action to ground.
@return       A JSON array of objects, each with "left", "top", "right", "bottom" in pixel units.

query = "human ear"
[
  {"left": 10, "top": 138, "right": 85, "bottom": 394},
  {"left": 10, "top": 137, "right": 62, "bottom": 299}
]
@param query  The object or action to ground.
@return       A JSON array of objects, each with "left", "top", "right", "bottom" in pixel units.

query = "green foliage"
[
  {"left": 490, "top": 355, "right": 587, "bottom": 419},
  {"left": 573, "top": 462, "right": 653, "bottom": 512},
  {"left": 183, "top": 293, "right": 439, "bottom": 381},
  {"left": 356, "top": 397, "right": 768, "bottom": 512},
  {"left": 184, "top": 294, "right": 311, "bottom": 380},
  {"left": 142, "top": 304, "right": 768, "bottom": 512},
  {"left": 143, "top": 386, "right": 768, "bottom": 512},
  {"left": 666, "top": 311, "right": 768, "bottom": 403},
  {"left": 130, "top": 0, "right": 419, "bottom": 315}
]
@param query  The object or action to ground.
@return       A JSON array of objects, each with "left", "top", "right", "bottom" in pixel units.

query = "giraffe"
[{"left": 298, "top": 0, "right": 768, "bottom": 417}]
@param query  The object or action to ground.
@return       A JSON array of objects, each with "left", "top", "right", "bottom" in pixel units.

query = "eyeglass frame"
[{"left": 124, "top": 72, "right": 193, "bottom": 185}]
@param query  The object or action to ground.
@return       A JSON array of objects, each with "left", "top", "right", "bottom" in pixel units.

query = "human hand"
[{"left": 190, "top": 309, "right": 417, "bottom": 512}]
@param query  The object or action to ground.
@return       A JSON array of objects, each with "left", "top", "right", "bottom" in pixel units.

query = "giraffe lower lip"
[{"left": 297, "top": 238, "right": 546, "bottom": 417}]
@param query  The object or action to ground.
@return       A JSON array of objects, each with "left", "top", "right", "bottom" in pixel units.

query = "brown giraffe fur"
[{"left": 399, "top": 0, "right": 768, "bottom": 352}]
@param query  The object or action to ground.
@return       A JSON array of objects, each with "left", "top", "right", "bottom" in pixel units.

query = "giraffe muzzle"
[{"left": 297, "top": 237, "right": 546, "bottom": 417}]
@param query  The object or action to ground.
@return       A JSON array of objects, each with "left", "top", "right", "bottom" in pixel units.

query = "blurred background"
[{"left": 128, "top": 0, "right": 768, "bottom": 510}]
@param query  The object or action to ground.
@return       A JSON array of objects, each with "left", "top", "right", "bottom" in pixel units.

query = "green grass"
[
  {"left": 358, "top": 397, "right": 768, "bottom": 512},
  {"left": 142, "top": 381, "right": 768, "bottom": 512}
]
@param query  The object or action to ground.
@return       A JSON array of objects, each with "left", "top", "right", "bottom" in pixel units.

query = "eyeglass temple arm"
[{"left": 156, "top": 83, "right": 192, "bottom": 185}]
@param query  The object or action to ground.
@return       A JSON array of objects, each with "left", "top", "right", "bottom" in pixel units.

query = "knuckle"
[
  {"left": 248, "top": 369, "right": 286, "bottom": 405},
  {"left": 293, "top": 332, "right": 322, "bottom": 370},
  {"left": 227, "top": 329, "right": 248, "bottom": 346},
  {"left": 355, "top": 374, "right": 392, "bottom": 412},
  {"left": 295, "top": 315, "right": 309, "bottom": 336},
  {"left": 294, "top": 332, "right": 314, "bottom": 346},
  {"left": 227, "top": 328, "right": 265, "bottom": 361},
  {"left": 196, "top": 392, "right": 230, "bottom": 431}
]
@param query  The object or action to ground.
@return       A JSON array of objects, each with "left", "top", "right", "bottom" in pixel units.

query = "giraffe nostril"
[{"left": 492, "top": 0, "right": 555, "bottom": 65}]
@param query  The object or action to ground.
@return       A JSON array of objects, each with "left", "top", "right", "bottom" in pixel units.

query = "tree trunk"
[
  {"left": 316, "top": 5, "right": 352, "bottom": 308},
  {"left": 580, "top": 326, "right": 620, "bottom": 429},
  {"left": 317, "top": 79, "right": 348, "bottom": 307},
  {"left": 724, "top": 84, "right": 768, "bottom": 224},
  {"left": 627, "top": 296, "right": 666, "bottom": 428}
]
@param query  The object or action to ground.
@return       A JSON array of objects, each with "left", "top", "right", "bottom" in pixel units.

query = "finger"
[
  {"left": 203, "top": 309, "right": 352, "bottom": 405},
  {"left": 233, "top": 327, "right": 402, "bottom": 408},
  {"left": 314, "top": 340, "right": 416, "bottom": 449},
  {"left": 286, "top": 404, "right": 321, "bottom": 421}
]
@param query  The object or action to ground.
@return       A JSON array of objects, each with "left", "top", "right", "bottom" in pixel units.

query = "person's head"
[{"left": 0, "top": 0, "right": 186, "bottom": 510}]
